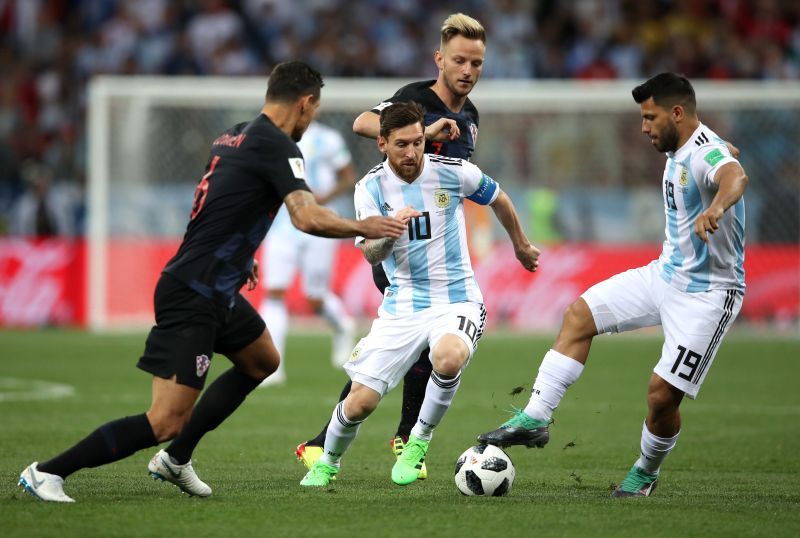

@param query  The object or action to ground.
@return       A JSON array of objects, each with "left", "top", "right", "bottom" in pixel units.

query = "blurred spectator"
[{"left": 10, "top": 160, "right": 78, "bottom": 237}]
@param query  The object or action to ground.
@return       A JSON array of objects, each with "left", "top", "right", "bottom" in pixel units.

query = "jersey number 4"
[{"left": 191, "top": 155, "right": 220, "bottom": 220}]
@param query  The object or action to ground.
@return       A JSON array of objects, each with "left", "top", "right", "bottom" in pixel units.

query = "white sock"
[
  {"left": 320, "top": 402, "right": 363, "bottom": 466},
  {"left": 410, "top": 371, "right": 461, "bottom": 442},
  {"left": 320, "top": 292, "right": 352, "bottom": 333},
  {"left": 635, "top": 422, "right": 679, "bottom": 475},
  {"left": 260, "top": 298, "right": 288, "bottom": 377},
  {"left": 523, "top": 349, "right": 584, "bottom": 421}
]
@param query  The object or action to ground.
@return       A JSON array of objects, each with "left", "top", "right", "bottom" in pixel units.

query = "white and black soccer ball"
[{"left": 454, "top": 444, "right": 515, "bottom": 497}]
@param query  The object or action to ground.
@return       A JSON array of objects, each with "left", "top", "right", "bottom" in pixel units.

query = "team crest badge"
[
  {"left": 434, "top": 189, "right": 451, "bottom": 208},
  {"left": 679, "top": 167, "right": 688, "bottom": 186},
  {"left": 196, "top": 354, "right": 211, "bottom": 377}
]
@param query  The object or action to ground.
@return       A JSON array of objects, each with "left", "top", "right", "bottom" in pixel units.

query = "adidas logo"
[{"left": 381, "top": 202, "right": 394, "bottom": 212}]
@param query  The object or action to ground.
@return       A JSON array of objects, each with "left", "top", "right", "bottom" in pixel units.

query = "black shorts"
[{"left": 137, "top": 273, "right": 266, "bottom": 389}]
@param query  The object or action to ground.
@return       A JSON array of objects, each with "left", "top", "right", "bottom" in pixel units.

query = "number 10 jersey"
[{"left": 354, "top": 154, "right": 500, "bottom": 318}]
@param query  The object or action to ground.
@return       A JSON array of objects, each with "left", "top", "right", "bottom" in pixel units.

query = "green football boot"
[
  {"left": 300, "top": 461, "right": 338, "bottom": 487},
  {"left": 391, "top": 435, "right": 429, "bottom": 485},
  {"left": 612, "top": 465, "right": 659, "bottom": 497}
]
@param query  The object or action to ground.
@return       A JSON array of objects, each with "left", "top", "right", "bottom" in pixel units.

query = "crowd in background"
[{"left": 1, "top": 0, "right": 799, "bottom": 237}]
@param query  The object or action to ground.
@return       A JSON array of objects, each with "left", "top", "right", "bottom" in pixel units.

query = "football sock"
[
  {"left": 307, "top": 379, "right": 351, "bottom": 447},
  {"left": 396, "top": 350, "right": 432, "bottom": 438},
  {"left": 523, "top": 349, "right": 584, "bottom": 421},
  {"left": 320, "top": 292, "right": 351, "bottom": 333},
  {"left": 167, "top": 367, "right": 260, "bottom": 464},
  {"left": 38, "top": 413, "right": 157, "bottom": 479},
  {"left": 634, "top": 421, "right": 679, "bottom": 474},
  {"left": 320, "top": 402, "right": 363, "bottom": 466},
  {"left": 410, "top": 370, "right": 461, "bottom": 442},
  {"left": 260, "top": 298, "right": 287, "bottom": 378}
]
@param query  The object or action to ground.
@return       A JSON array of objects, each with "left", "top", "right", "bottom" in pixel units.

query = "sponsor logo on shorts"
[{"left": 196, "top": 354, "right": 211, "bottom": 377}]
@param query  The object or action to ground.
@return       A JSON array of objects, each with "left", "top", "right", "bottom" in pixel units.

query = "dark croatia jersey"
[
  {"left": 371, "top": 80, "right": 479, "bottom": 161},
  {"left": 164, "top": 114, "right": 310, "bottom": 305}
]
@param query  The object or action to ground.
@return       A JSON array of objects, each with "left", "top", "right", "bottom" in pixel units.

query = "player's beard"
[
  {"left": 444, "top": 72, "right": 474, "bottom": 98},
  {"left": 655, "top": 121, "right": 680, "bottom": 153}
]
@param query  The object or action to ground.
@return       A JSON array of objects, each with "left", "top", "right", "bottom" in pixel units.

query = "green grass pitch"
[{"left": 1, "top": 328, "right": 799, "bottom": 537}]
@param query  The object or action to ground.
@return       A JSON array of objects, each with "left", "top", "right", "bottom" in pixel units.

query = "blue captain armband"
[{"left": 467, "top": 173, "right": 499, "bottom": 205}]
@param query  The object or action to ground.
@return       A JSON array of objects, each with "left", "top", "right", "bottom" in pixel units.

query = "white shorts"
[
  {"left": 581, "top": 261, "right": 743, "bottom": 399},
  {"left": 262, "top": 233, "right": 337, "bottom": 299},
  {"left": 343, "top": 302, "right": 486, "bottom": 397}
]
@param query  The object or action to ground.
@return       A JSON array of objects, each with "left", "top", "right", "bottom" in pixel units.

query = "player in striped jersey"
[
  {"left": 300, "top": 102, "right": 539, "bottom": 487},
  {"left": 295, "top": 12, "right": 487, "bottom": 478},
  {"left": 478, "top": 73, "right": 748, "bottom": 498}
]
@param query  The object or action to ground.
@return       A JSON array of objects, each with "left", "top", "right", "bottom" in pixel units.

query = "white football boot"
[
  {"left": 19, "top": 462, "right": 75, "bottom": 503},
  {"left": 148, "top": 449, "right": 211, "bottom": 497}
]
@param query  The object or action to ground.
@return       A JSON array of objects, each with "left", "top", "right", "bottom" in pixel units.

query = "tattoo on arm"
[{"left": 361, "top": 237, "right": 396, "bottom": 265}]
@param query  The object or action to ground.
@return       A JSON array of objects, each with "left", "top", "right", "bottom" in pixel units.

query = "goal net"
[{"left": 88, "top": 77, "right": 800, "bottom": 330}]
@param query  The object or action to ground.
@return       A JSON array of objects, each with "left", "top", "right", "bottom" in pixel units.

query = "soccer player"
[
  {"left": 295, "top": 12, "right": 487, "bottom": 478},
  {"left": 17, "top": 61, "right": 408, "bottom": 503},
  {"left": 259, "top": 120, "right": 358, "bottom": 386},
  {"left": 478, "top": 73, "right": 747, "bottom": 497},
  {"left": 299, "top": 101, "right": 540, "bottom": 487}
]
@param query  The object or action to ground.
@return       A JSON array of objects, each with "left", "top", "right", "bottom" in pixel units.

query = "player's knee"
[
  {"left": 561, "top": 299, "right": 595, "bottom": 338},
  {"left": 147, "top": 409, "right": 191, "bottom": 442},
  {"left": 647, "top": 379, "right": 681, "bottom": 417},
  {"left": 431, "top": 345, "right": 467, "bottom": 376},
  {"left": 343, "top": 395, "right": 377, "bottom": 421}
]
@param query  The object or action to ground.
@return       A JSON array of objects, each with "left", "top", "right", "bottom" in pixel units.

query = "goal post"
[{"left": 87, "top": 77, "right": 800, "bottom": 331}]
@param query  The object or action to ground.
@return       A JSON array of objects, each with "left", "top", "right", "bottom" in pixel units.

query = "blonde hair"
[{"left": 440, "top": 13, "right": 486, "bottom": 49}]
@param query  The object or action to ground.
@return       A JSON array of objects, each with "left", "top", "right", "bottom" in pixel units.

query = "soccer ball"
[{"left": 454, "top": 444, "right": 515, "bottom": 496}]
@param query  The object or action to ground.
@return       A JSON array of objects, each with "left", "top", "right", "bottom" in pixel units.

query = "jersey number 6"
[{"left": 191, "top": 155, "right": 220, "bottom": 220}]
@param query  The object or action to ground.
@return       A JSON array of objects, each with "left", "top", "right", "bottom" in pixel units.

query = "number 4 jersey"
[
  {"left": 354, "top": 154, "right": 500, "bottom": 318},
  {"left": 658, "top": 123, "right": 745, "bottom": 293}
]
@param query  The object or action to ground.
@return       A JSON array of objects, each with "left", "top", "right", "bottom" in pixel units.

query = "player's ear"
[
  {"left": 671, "top": 104, "right": 685, "bottom": 123},
  {"left": 377, "top": 136, "right": 387, "bottom": 154},
  {"left": 434, "top": 49, "right": 444, "bottom": 71}
]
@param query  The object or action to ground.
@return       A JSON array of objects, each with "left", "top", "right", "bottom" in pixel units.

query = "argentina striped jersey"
[
  {"left": 354, "top": 154, "right": 500, "bottom": 317},
  {"left": 658, "top": 123, "right": 746, "bottom": 292}
]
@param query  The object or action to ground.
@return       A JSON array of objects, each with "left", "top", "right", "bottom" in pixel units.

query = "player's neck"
[
  {"left": 260, "top": 104, "right": 298, "bottom": 139},
  {"left": 676, "top": 118, "right": 701, "bottom": 150},
  {"left": 430, "top": 80, "right": 466, "bottom": 113}
]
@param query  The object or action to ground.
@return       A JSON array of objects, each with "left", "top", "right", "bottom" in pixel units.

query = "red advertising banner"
[
  {"left": 0, "top": 238, "right": 85, "bottom": 327},
  {"left": 0, "top": 238, "right": 797, "bottom": 329}
]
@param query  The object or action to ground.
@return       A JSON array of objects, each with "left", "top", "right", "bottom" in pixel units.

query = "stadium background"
[{"left": 0, "top": 0, "right": 798, "bottom": 331}]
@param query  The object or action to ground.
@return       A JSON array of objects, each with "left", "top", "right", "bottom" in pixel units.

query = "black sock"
[
  {"left": 167, "top": 368, "right": 260, "bottom": 464},
  {"left": 306, "top": 378, "right": 352, "bottom": 447},
  {"left": 38, "top": 413, "right": 157, "bottom": 479},
  {"left": 396, "top": 348, "right": 433, "bottom": 438}
]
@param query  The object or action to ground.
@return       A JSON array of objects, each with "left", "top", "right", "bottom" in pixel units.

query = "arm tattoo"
[{"left": 362, "top": 237, "right": 396, "bottom": 265}]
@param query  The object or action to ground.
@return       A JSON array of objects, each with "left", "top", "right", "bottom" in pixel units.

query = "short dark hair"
[
  {"left": 379, "top": 101, "right": 425, "bottom": 139},
  {"left": 632, "top": 72, "right": 696, "bottom": 113},
  {"left": 266, "top": 61, "right": 324, "bottom": 102}
]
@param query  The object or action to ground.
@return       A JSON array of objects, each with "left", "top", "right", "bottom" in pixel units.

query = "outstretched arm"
[
  {"left": 358, "top": 206, "right": 420, "bottom": 264},
  {"left": 285, "top": 190, "right": 407, "bottom": 239},
  {"left": 695, "top": 162, "right": 748, "bottom": 243},
  {"left": 353, "top": 111, "right": 380, "bottom": 139},
  {"left": 489, "top": 190, "right": 540, "bottom": 272}
]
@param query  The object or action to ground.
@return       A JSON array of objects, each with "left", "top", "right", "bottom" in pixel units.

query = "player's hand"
[
  {"left": 359, "top": 215, "right": 408, "bottom": 239},
  {"left": 724, "top": 140, "right": 740, "bottom": 159},
  {"left": 394, "top": 206, "right": 422, "bottom": 225},
  {"left": 695, "top": 205, "right": 724, "bottom": 243},
  {"left": 246, "top": 259, "right": 259, "bottom": 291},
  {"left": 426, "top": 118, "right": 460, "bottom": 142},
  {"left": 515, "top": 242, "right": 541, "bottom": 272}
]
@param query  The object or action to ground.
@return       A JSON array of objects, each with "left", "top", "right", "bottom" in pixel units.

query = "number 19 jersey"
[
  {"left": 658, "top": 123, "right": 745, "bottom": 293},
  {"left": 354, "top": 154, "right": 500, "bottom": 318}
]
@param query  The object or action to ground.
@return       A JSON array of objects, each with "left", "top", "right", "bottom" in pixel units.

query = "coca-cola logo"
[{"left": 0, "top": 239, "right": 77, "bottom": 326}]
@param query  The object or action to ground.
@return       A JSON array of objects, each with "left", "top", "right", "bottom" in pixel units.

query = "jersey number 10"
[{"left": 408, "top": 212, "right": 432, "bottom": 241}]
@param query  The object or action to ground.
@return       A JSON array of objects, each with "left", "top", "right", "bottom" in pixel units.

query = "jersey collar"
[
  {"left": 670, "top": 123, "right": 706, "bottom": 161},
  {"left": 382, "top": 154, "right": 429, "bottom": 185}
]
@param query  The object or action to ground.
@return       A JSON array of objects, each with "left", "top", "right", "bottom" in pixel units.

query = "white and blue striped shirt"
[
  {"left": 658, "top": 123, "right": 746, "bottom": 292},
  {"left": 354, "top": 154, "right": 500, "bottom": 317}
]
